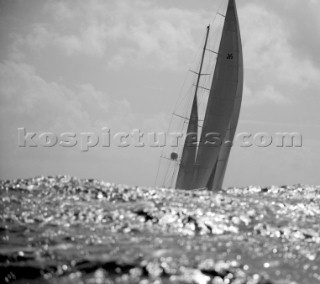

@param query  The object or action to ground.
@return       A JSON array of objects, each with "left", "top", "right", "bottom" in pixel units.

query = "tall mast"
[
  {"left": 194, "top": 25, "right": 211, "bottom": 100},
  {"left": 175, "top": 26, "right": 210, "bottom": 190}
]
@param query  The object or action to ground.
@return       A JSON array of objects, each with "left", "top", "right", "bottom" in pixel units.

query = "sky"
[{"left": 0, "top": 0, "right": 319, "bottom": 188}]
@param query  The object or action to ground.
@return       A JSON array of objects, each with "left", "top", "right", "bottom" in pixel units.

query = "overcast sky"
[{"left": 0, "top": 0, "right": 319, "bottom": 188}]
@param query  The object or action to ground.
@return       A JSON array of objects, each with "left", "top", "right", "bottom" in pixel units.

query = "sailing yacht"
[{"left": 157, "top": 0, "right": 243, "bottom": 191}]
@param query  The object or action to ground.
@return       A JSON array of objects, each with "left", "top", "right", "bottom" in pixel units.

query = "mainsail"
[
  {"left": 190, "top": 0, "right": 243, "bottom": 190},
  {"left": 156, "top": 0, "right": 243, "bottom": 190}
]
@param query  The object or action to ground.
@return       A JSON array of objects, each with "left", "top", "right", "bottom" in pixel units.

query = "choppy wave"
[{"left": 1, "top": 176, "right": 319, "bottom": 283}]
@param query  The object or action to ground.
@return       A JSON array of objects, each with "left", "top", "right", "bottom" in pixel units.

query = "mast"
[
  {"left": 192, "top": 0, "right": 243, "bottom": 190},
  {"left": 175, "top": 26, "right": 210, "bottom": 190}
]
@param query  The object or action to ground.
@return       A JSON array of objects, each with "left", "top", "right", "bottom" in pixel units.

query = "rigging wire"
[
  {"left": 155, "top": 29, "right": 209, "bottom": 188},
  {"left": 155, "top": 0, "right": 229, "bottom": 189},
  {"left": 154, "top": 43, "right": 202, "bottom": 188}
]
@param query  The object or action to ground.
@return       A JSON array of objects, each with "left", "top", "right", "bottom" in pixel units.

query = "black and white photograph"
[{"left": 1, "top": 0, "right": 319, "bottom": 283}]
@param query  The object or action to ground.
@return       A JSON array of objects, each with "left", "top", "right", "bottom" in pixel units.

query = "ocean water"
[{"left": 1, "top": 176, "right": 319, "bottom": 284}]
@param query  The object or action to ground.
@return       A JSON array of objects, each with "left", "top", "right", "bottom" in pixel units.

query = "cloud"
[
  {"left": 5, "top": 0, "right": 320, "bottom": 101},
  {"left": 0, "top": 60, "right": 168, "bottom": 133},
  {"left": 55, "top": 24, "right": 109, "bottom": 57},
  {"left": 10, "top": 0, "right": 208, "bottom": 70},
  {"left": 243, "top": 84, "right": 290, "bottom": 106},
  {"left": 103, "top": 4, "right": 205, "bottom": 70},
  {"left": 251, "top": 0, "right": 320, "bottom": 68},
  {"left": 0, "top": 60, "right": 132, "bottom": 133},
  {"left": 0, "top": 59, "right": 169, "bottom": 184},
  {"left": 239, "top": 2, "right": 320, "bottom": 105},
  {"left": 0, "top": 61, "right": 85, "bottom": 131},
  {"left": 12, "top": 22, "right": 108, "bottom": 57}
]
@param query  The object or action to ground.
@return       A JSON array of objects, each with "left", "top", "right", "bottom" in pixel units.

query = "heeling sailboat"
[{"left": 157, "top": 0, "right": 243, "bottom": 190}]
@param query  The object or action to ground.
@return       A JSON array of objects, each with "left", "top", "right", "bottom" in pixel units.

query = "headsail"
[
  {"left": 175, "top": 94, "right": 198, "bottom": 190},
  {"left": 175, "top": 26, "right": 210, "bottom": 190}
]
